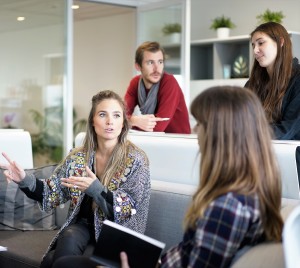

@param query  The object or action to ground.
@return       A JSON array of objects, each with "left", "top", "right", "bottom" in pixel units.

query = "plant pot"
[
  {"left": 168, "top": 33, "right": 181, "bottom": 43},
  {"left": 217, "top": 27, "right": 230, "bottom": 38}
]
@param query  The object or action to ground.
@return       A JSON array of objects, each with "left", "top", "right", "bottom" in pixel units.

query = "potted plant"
[
  {"left": 162, "top": 23, "right": 181, "bottom": 43},
  {"left": 29, "top": 106, "right": 87, "bottom": 166},
  {"left": 256, "top": 9, "right": 285, "bottom": 24},
  {"left": 210, "top": 15, "right": 236, "bottom": 38}
]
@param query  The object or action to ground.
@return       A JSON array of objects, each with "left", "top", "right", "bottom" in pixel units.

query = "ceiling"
[
  {"left": 86, "top": 0, "right": 163, "bottom": 6},
  {"left": 0, "top": 0, "right": 163, "bottom": 33}
]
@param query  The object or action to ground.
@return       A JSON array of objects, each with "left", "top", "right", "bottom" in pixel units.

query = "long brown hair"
[
  {"left": 71, "top": 90, "right": 131, "bottom": 186},
  {"left": 247, "top": 22, "right": 293, "bottom": 123},
  {"left": 185, "top": 86, "right": 283, "bottom": 241}
]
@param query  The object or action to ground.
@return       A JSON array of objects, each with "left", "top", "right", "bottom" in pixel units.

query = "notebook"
[{"left": 90, "top": 220, "right": 165, "bottom": 268}]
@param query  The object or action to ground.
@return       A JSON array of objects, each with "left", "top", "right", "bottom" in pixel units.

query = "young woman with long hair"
[
  {"left": 0, "top": 90, "right": 150, "bottom": 268},
  {"left": 161, "top": 86, "right": 283, "bottom": 267},
  {"left": 246, "top": 22, "right": 300, "bottom": 139}
]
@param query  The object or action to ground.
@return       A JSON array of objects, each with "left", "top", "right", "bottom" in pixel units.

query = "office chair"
[{"left": 283, "top": 204, "right": 300, "bottom": 268}]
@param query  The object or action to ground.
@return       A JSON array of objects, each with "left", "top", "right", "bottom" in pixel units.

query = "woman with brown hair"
[
  {"left": 246, "top": 22, "right": 300, "bottom": 139},
  {"left": 161, "top": 86, "right": 283, "bottom": 267}
]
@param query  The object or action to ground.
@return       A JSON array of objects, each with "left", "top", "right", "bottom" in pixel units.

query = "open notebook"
[{"left": 90, "top": 220, "right": 165, "bottom": 268}]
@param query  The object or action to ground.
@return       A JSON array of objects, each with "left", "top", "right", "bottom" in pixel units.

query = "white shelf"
[
  {"left": 191, "top": 35, "right": 251, "bottom": 80},
  {"left": 190, "top": 78, "right": 248, "bottom": 102},
  {"left": 191, "top": 35, "right": 250, "bottom": 45}
]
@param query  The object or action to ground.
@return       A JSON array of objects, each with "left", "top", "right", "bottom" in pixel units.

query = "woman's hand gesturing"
[
  {"left": 60, "top": 166, "right": 97, "bottom": 192},
  {"left": 0, "top": 152, "right": 26, "bottom": 183}
]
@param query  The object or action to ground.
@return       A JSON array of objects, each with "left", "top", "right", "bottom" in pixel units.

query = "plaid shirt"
[{"left": 161, "top": 192, "right": 264, "bottom": 268}]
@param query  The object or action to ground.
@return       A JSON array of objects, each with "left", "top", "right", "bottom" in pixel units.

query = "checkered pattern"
[{"left": 161, "top": 192, "right": 264, "bottom": 268}]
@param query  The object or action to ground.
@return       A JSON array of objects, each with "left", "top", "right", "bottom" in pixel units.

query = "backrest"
[
  {"left": 272, "top": 141, "right": 300, "bottom": 199},
  {"left": 0, "top": 130, "right": 33, "bottom": 168},
  {"left": 283, "top": 204, "right": 300, "bottom": 268},
  {"left": 75, "top": 132, "right": 300, "bottom": 199},
  {"left": 75, "top": 132, "right": 200, "bottom": 185},
  {"left": 128, "top": 133, "right": 199, "bottom": 185},
  {"left": 145, "top": 180, "right": 196, "bottom": 251}
]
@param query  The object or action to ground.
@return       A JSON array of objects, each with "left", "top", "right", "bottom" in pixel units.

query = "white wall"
[
  {"left": 73, "top": 12, "right": 136, "bottom": 120},
  {"left": 2, "top": 1, "right": 298, "bottom": 127},
  {"left": 0, "top": 10, "right": 137, "bottom": 130},
  {"left": 190, "top": 0, "right": 300, "bottom": 40}
]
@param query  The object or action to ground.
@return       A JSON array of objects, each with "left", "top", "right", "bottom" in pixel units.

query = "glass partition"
[
  {"left": 138, "top": 4, "right": 182, "bottom": 75},
  {"left": 137, "top": 0, "right": 190, "bottom": 104},
  {"left": 0, "top": 0, "right": 70, "bottom": 167}
]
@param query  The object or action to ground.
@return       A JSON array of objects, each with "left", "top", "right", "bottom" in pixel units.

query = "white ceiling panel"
[{"left": 0, "top": 0, "right": 163, "bottom": 33}]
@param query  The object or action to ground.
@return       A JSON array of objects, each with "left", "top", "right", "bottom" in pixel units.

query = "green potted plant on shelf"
[
  {"left": 210, "top": 15, "right": 236, "bottom": 38},
  {"left": 256, "top": 9, "right": 285, "bottom": 24},
  {"left": 162, "top": 23, "right": 181, "bottom": 43}
]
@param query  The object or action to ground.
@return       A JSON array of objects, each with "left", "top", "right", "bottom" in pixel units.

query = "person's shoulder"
[
  {"left": 160, "top": 72, "right": 182, "bottom": 90},
  {"left": 127, "top": 75, "right": 141, "bottom": 91},
  {"left": 127, "top": 141, "right": 149, "bottom": 164},
  {"left": 289, "top": 60, "right": 300, "bottom": 90},
  {"left": 130, "top": 74, "right": 141, "bottom": 83},
  {"left": 292, "top": 57, "right": 300, "bottom": 75},
  {"left": 161, "top": 72, "right": 177, "bottom": 82},
  {"left": 202, "top": 193, "right": 260, "bottom": 224},
  {"left": 66, "top": 148, "right": 86, "bottom": 160},
  {"left": 212, "top": 192, "right": 258, "bottom": 212}
]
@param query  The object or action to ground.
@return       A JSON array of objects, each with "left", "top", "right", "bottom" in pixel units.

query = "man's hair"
[{"left": 135, "top": 41, "right": 165, "bottom": 66}]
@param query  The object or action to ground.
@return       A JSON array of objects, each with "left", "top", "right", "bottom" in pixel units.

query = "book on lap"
[{"left": 90, "top": 220, "right": 166, "bottom": 268}]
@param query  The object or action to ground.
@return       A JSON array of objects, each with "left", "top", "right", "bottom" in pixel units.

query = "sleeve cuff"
[{"left": 17, "top": 173, "right": 36, "bottom": 191}]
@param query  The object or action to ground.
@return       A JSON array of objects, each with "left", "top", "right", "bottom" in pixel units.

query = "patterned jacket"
[{"left": 40, "top": 142, "right": 150, "bottom": 256}]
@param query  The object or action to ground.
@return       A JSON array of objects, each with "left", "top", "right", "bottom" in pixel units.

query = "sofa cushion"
[
  {"left": 231, "top": 242, "right": 284, "bottom": 268},
  {"left": 145, "top": 180, "right": 195, "bottom": 252},
  {"left": 281, "top": 197, "right": 300, "bottom": 220},
  {"left": 0, "top": 165, "right": 57, "bottom": 231},
  {"left": 0, "top": 230, "right": 57, "bottom": 268}
]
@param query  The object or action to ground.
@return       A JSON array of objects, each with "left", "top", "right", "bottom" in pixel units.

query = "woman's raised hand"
[{"left": 0, "top": 152, "right": 26, "bottom": 183}]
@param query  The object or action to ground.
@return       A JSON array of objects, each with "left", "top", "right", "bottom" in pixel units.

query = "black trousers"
[
  {"left": 52, "top": 256, "right": 97, "bottom": 268},
  {"left": 40, "top": 220, "right": 95, "bottom": 268}
]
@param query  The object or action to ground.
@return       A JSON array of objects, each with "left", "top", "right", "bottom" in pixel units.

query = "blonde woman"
[{"left": 1, "top": 90, "right": 150, "bottom": 268}]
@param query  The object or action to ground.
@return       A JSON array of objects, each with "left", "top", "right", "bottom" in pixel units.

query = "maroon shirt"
[{"left": 125, "top": 73, "right": 191, "bottom": 134}]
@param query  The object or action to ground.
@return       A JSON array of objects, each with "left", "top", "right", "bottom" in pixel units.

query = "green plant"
[
  {"left": 162, "top": 23, "right": 181, "bottom": 35},
  {"left": 210, "top": 15, "right": 236, "bottom": 30},
  {"left": 29, "top": 106, "right": 87, "bottom": 164},
  {"left": 256, "top": 9, "right": 285, "bottom": 24}
]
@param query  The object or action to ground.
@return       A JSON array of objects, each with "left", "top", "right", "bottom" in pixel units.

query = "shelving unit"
[
  {"left": 163, "top": 43, "right": 181, "bottom": 75},
  {"left": 190, "top": 35, "right": 251, "bottom": 80}
]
